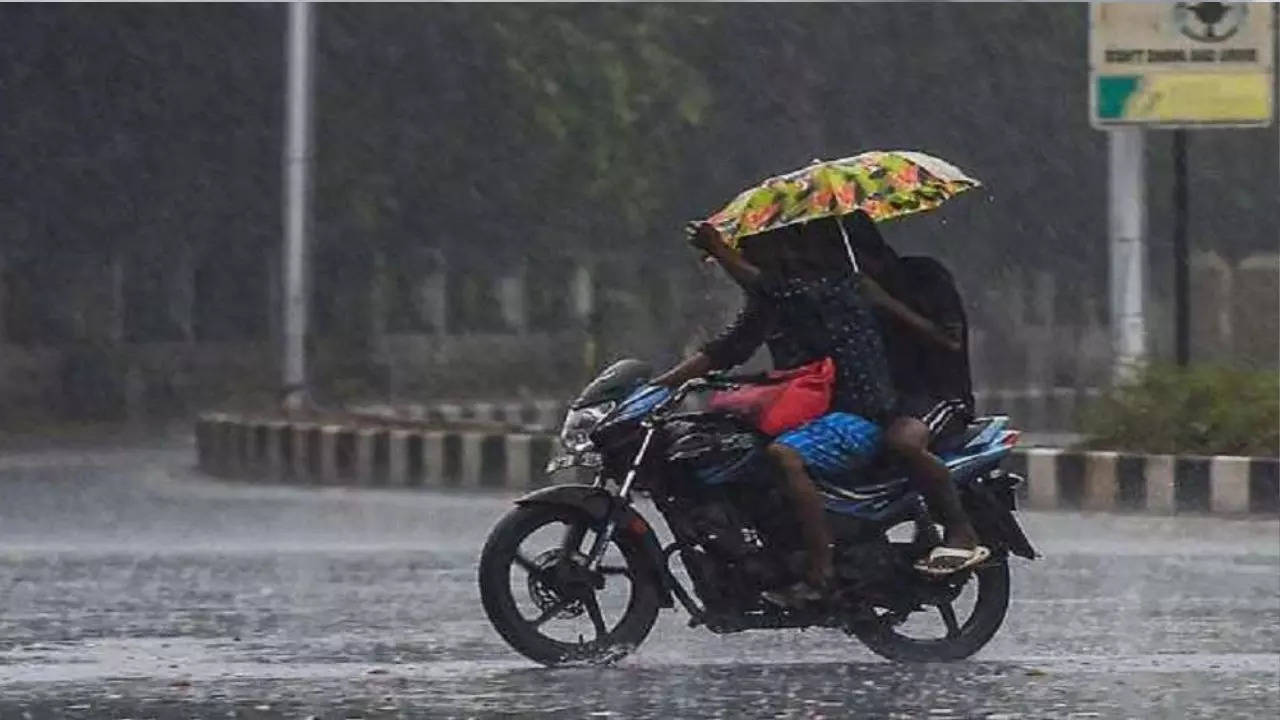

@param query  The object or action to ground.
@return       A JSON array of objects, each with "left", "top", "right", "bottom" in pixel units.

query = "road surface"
[{"left": 0, "top": 447, "right": 1276, "bottom": 719}]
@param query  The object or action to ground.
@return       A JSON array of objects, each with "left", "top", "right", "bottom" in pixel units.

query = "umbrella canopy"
[{"left": 705, "top": 151, "right": 981, "bottom": 248}]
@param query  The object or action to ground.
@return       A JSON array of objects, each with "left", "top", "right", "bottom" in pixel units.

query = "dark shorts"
[
  {"left": 898, "top": 395, "right": 970, "bottom": 441},
  {"left": 774, "top": 412, "right": 883, "bottom": 485}
]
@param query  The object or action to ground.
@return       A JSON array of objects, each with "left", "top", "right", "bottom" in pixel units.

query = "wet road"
[{"left": 0, "top": 448, "right": 1277, "bottom": 719}]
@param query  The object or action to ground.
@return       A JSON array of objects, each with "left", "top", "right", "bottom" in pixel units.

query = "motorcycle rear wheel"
[
  {"left": 852, "top": 561, "right": 1010, "bottom": 663},
  {"left": 478, "top": 504, "right": 662, "bottom": 666}
]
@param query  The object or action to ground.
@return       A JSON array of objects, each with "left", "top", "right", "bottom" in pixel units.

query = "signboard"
[{"left": 1090, "top": 2, "right": 1275, "bottom": 127}]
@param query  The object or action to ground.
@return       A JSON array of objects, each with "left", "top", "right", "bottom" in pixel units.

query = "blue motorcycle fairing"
[
  {"left": 964, "top": 415, "right": 1008, "bottom": 449},
  {"left": 943, "top": 443, "right": 1014, "bottom": 483},
  {"left": 605, "top": 384, "right": 672, "bottom": 426},
  {"left": 821, "top": 486, "right": 924, "bottom": 526},
  {"left": 818, "top": 428, "right": 1016, "bottom": 520}
]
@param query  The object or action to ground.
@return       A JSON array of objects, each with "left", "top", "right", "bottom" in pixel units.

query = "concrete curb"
[
  {"left": 196, "top": 414, "right": 557, "bottom": 491},
  {"left": 196, "top": 414, "right": 1279, "bottom": 516},
  {"left": 1004, "top": 448, "right": 1278, "bottom": 516}
]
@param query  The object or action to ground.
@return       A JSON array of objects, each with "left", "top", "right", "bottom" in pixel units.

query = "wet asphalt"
[{"left": 0, "top": 447, "right": 1276, "bottom": 719}]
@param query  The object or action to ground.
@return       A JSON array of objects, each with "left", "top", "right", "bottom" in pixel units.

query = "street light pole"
[
  {"left": 1172, "top": 129, "right": 1189, "bottom": 367},
  {"left": 1108, "top": 126, "right": 1147, "bottom": 382},
  {"left": 282, "top": 0, "right": 315, "bottom": 411}
]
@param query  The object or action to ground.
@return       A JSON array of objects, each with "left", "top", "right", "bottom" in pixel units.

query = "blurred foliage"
[
  {"left": 488, "top": 3, "right": 714, "bottom": 235},
  {"left": 1081, "top": 366, "right": 1280, "bottom": 457},
  {"left": 311, "top": 4, "right": 715, "bottom": 238},
  {"left": 0, "top": 3, "right": 1276, "bottom": 377},
  {"left": 305, "top": 4, "right": 718, "bottom": 349}
]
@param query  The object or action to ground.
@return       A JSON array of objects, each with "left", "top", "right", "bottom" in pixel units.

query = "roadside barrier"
[{"left": 196, "top": 414, "right": 1278, "bottom": 516}]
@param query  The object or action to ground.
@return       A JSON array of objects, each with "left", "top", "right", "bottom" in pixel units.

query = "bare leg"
[
  {"left": 885, "top": 417, "right": 978, "bottom": 549},
  {"left": 766, "top": 443, "right": 833, "bottom": 587}
]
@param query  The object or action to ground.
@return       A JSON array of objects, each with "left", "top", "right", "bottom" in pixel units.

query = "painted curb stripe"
[
  {"left": 1175, "top": 457, "right": 1212, "bottom": 513},
  {"left": 1210, "top": 456, "right": 1251, "bottom": 515},
  {"left": 1144, "top": 455, "right": 1177, "bottom": 514},
  {"left": 1026, "top": 449, "right": 1060, "bottom": 510},
  {"left": 423, "top": 432, "right": 445, "bottom": 488},
  {"left": 1115, "top": 454, "right": 1146, "bottom": 511},
  {"left": 1082, "top": 452, "right": 1118, "bottom": 511},
  {"left": 1250, "top": 460, "right": 1280, "bottom": 514},
  {"left": 388, "top": 430, "right": 411, "bottom": 487}
]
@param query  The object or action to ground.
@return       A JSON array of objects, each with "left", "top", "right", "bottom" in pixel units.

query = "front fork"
[{"left": 583, "top": 425, "right": 657, "bottom": 570}]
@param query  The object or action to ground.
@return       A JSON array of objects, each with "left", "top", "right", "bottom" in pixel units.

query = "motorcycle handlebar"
[
  {"left": 646, "top": 372, "right": 777, "bottom": 421},
  {"left": 704, "top": 371, "right": 781, "bottom": 386}
]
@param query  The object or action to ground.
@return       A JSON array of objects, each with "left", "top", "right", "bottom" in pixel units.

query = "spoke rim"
[
  {"left": 869, "top": 567, "right": 981, "bottom": 642},
  {"left": 561, "top": 523, "right": 588, "bottom": 556},
  {"left": 514, "top": 552, "right": 544, "bottom": 576},
  {"left": 583, "top": 593, "right": 609, "bottom": 640},
  {"left": 937, "top": 602, "right": 962, "bottom": 639},
  {"left": 508, "top": 517, "right": 639, "bottom": 648},
  {"left": 529, "top": 598, "right": 572, "bottom": 629}
]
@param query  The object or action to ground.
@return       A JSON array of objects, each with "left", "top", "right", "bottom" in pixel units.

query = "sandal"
[
  {"left": 762, "top": 566, "right": 834, "bottom": 609},
  {"left": 761, "top": 581, "right": 824, "bottom": 609},
  {"left": 914, "top": 545, "right": 991, "bottom": 577}
]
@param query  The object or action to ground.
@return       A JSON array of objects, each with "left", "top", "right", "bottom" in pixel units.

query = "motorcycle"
[{"left": 479, "top": 359, "right": 1037, "bottom": 666}]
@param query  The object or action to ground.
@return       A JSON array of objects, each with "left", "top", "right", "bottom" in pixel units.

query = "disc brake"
[{"left": 526, "top": 549, "right": 587, "bottom": 620}]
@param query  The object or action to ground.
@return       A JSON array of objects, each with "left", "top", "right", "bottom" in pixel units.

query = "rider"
[
  {"left": 655, "top": 219, "right": 958, "bottom": 602},
  {"left": 840, "top": 210, "right": 986, "bottom": 574}
]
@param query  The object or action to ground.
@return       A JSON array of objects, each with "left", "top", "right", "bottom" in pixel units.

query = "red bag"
[{"left": 706, "top": 357, "right": 835, "bottom": 436}]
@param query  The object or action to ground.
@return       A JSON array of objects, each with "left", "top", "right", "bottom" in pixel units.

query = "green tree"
[{"left": 484, "top": 4, "right": 715, "bottom": 244}]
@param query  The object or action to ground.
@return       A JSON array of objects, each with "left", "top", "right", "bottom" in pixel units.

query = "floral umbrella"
[{"left": 705, "top": 151, "right": 981, "bottom": 248}]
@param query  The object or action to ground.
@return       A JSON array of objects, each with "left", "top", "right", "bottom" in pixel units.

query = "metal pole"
[
  {"left": 1172, "top": 130, "right": 1190, "bottom": 367},
  {"left": 282, "top": 0, "right": 315, "bottom": 410},
  {"left": 1108, "top": 127, "right": 1147, "bottom": 382}
]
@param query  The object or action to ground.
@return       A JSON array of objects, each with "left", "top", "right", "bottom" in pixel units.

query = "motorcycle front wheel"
[{"left": 478, "top": 504, "right": 662, "bottom": 666}]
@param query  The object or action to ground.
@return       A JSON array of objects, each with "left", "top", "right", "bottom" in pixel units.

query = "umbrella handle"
[{"left": 836, "top": 219, "right": 861, "bottom": 274}]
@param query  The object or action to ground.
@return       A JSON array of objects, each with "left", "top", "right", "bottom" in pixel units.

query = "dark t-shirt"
[
  {"left": 877, "top": 256, "right": 974, "bottom": 413},
  {"left": 700, "top": 272, "right": 896, "bottom": 422},
  {"left": 700, "top": 293, "right": 810, "bottom": 373}
]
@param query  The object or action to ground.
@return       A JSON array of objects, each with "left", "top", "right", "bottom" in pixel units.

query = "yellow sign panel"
[{"left": 1090, "top": 2, "right": 1276, "bottom": 127}]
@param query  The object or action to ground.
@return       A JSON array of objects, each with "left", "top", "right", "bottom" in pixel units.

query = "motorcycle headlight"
[{"left": 559, "top": 402, "right": 615, "bottom": 452}]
